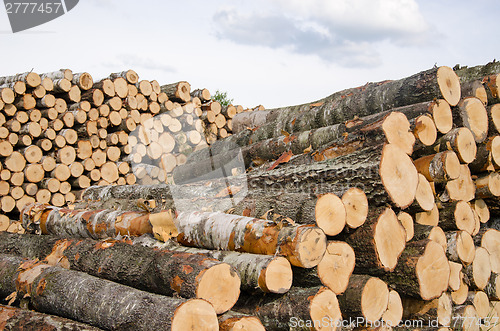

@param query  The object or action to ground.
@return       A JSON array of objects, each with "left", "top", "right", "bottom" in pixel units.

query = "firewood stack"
[
  {"left": 0, "top": 69, "right": 253, "bottom": 224},
  {"left": 2, "top": 61, "right": 500, "bottom": 330}
]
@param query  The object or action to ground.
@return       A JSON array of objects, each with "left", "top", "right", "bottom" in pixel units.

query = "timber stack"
[
  {"left": 2, "top": 61, "right": 500, "bottom": 330},
  {"left": 0, "top": 68, "right": 251, "bottom": 223}
]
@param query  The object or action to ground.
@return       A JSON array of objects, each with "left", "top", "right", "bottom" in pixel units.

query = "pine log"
[
  {"left": 191, "top": 88, "right": 211, "bottom": 103},
  {"left": 0, "top": 304, "right": 102, "bottom": 330},
  {"left": 0, "top": 254, "right": 218, "bottom": 331},
  {"left": 411, "top": 224, "right": 447, "bottom": 252},
  {"left": 475, "top": 172, "right": 500, "bottom": 198},
  {"left": 133, "top": 234, "right": 292, "bottom": 294},
  {"left": 379, "top": 240, "right": 450, "bottom": 300},
  {"left": 461, "top": 80, "right": 488, "bottom": 105},
  {"left": 485, "top": 272, "right": 500, "bottom": 300},
  {"left": 451, "top": 305, "right": 480, "bottom": 331},
  {"left": 185, "top": 101, "right": 437, "bottom": 174},
  {"left": 449, "top": 261, "right": 463, "bottom": 291},
  {"left": 337, "top": 274, "right": 389, "bottom": 323},
  {"left": 343, "top": 206, "right": 406, "bottom": 274},
  {"left": 174, "top": 211, "right": 326, "bottom": 268},
  {"left": 247, "top": 144, "right": 418, "bottom": 209},
  {"left": 232, "top": 286, "right": 341, "bottom": 331},
  {"left": 0, "top": 232, "right": 240, "bottom": 314}
]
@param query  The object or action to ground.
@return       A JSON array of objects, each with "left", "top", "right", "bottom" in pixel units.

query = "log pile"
[
  {"left": 2, "top": 61, "right": 500, "bottom": 330},
  {"left": 0, "top": 69, "right": 254, "bottom": 222}
]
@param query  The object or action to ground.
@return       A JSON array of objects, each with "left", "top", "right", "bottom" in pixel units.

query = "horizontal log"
[{"left": 0, "top": 254, "right": 219, "bottom": 331}]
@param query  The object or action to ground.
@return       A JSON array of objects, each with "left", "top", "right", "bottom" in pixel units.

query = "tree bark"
[
  {"left": 0, "top": 304, "right": 102, "bottom": 330},
  {"left": 21, "top": 203, "right": 153, "bottom": 239},
  {"left": 0, "top": 254, "right": 219, "bottom": 331},
  {"left": 232, "top": 286, "right": 341, "bottom": 331},
  {"left": 379, "top": 239, "right": 450, "bottom": 300},
  {"left": 232, "top": 66, "right": 460, "bottom": 138},
  {"left": 343, "top": 206, "right": 406, "bottom": 274},
  {"left": 174, "top": 211, "right": 327, "bottom": 268},
  {"left": 337, "top": 274, "right": 389, "bottom": 323},
  {"left": 132, "top": 234, "right": 292, "bottom": 294},
  {"left": 0, "top": 232, "right": 240, "bottom": 314}
]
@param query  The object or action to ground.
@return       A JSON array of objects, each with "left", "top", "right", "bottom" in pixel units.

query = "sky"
[{"left": 0, "top": 0, "right": 498, "bottom": 109}]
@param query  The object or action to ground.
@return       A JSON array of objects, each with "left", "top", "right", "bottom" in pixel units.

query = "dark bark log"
[
  {"left": 232, "top": 286, "right": 341, "bottom": 331},
  {"left": 0, "top": 304, "right": 102, "bottom": 330},
  {"left": 218, "top": 311, "right": 265, "bottom": 331},
  {"left": 343, "top": 207, "right": 406, "bottom": 274},
  {"left": 0, "top": 232, "right": 240, "bottom": 314},
  {"left": 132, "top": 234, "right": 292, "bottom": 294},
  {"left": 0, "top": 254, "right": 219, "bottom": 331},
  {"left": 378, "top": 240, "right": 450, "bottom": 300}
]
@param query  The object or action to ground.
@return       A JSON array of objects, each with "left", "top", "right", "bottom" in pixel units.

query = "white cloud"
[{"left": 213, "top": 0, "right": 432, "bottom": 67}]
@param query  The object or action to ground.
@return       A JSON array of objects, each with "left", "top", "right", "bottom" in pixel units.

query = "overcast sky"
[{"left": 0, "top": 0, "right": 498, "bottom": 108}]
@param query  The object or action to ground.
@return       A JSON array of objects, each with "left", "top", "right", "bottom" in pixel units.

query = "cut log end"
[
  {"left": 197, "top": 263, "right": 240, "bottom": 314},
  {"left": 259, "top": 256, "right": 293, "bottom": 294},
  {"left": 341, "top": 187, "right": 368, "bottom": 229},
  {"left": 171, "top": 299, "right": 219, "bottom": 331},
  {"left": 415, "top": 174, "right": 435, "bottom": 211},
  {"left": 471, "top": 247, "right": 492, "bottom": 290},
  {"left": 379, "top": 144, "right": 418, "bottom": 209},
  {"left": 455, "top": 127, "right": 477, "bottom": 164},
  {"left": 315, "top": 193, "right": 346, "bottom": 236},
  {"left": 218, "top": 314, "right": 265, "bottom": 331},
  {"left": 458, "top": 97, "right": 489, "bottom": 143},
  {"left": 309, "top": 288, "right": 342, "bottom": 329},
  {"left": 437, "top": 66, "right": 461, "bottom": 106},
  {"left": 481, "top": 229, "right": 500, "bottom": 273},
  {"left": 416, "top": 241, "right": 450, "bottom": 300},
  {"left": 456, "top": 231, "right": 476, "bottom": 265},
  {"left": 374, "top": 207, "right": 406, "bottom": 271},
  {"left": 397, "top": 212, "right": 414, "bottom": 242},
  {"left": 317, "top": 241, "right": 355, "bottom": 295}
]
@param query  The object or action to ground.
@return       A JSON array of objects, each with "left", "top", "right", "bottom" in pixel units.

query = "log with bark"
[
  {"left": 0, "top": 254, "right": 219, "bottom": 331},
  {"left": 0, "top": 304, "right": 103, "bottom": 330},
  {"left": 173, "top": 211, "right": 327, "bottom": 268},
  {"left": 379, "top": 239, "right": 450, "bottom": 300},
  {"left": 0, "top": 232, "right": 241, "bottom": 314},
  {"left": 132, "top": 234, "right": 293, "bottom": 294}
]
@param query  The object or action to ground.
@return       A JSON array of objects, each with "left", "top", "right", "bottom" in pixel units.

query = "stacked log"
[
  {"left": 4, "top": 61, "right": 500, "bottom": 330},
  {"left": 0, "top": 68, "right": 254, "bottom": 221}
]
